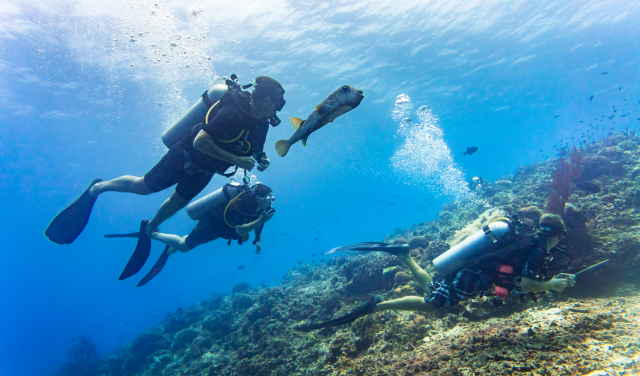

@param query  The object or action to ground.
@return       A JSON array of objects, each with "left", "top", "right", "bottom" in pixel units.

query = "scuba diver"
[
  {"left": 295, "top": 213, "right": 576, "bottom": 331},
  {"left": 105, "top": 183, "right": 275, "bottom": 286},
  {"left": 45, "top": 75, "right": 285, "bottom": 280}
]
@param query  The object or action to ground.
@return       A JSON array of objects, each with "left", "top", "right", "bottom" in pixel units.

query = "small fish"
[
  {"left": 275, "top": 85, "right": 364, "bottom": 157},
  {"left": 333, "top": 220, "right": 340, "bottom": 225},
  {"left": 417, "top": 205, "right": 426, "bottom": 210},
  {"left": 319, "top": 258, "right": 325, "bottom": 262},
  {"left": 311, "top": 253, "right": 316, "bottom": 256},
  {"left": 462, "top": 147, "right": 478, "bottom": 156},
  {"left": 601, "top": 71, "right": 608, "bottom": 74},
  {"left": 387, "top": 202, "right": 396, "bottom": 207},
  {"left": 589, "top": 95, "right": 594, "bottom": 101},
  {"left": 281, "top": 233, "right": 287, "bottom": 236},
  {"left": 391, "top": 194, "right": 400, "bottom": 199},
  {"left": 555, "top": 115, "right": 561, "bottom": 118},
  {"left": 619, "top": 87, "right": 623, "bottom": 91},
  {"left": 297, "top": 260, "right": 303, "bottom": 265},
  {"left": 236, "top": 265, "right": 245, "bottom": 270},
  {"left": 314, "top": 237, "right": 319, "bottom": 241}
]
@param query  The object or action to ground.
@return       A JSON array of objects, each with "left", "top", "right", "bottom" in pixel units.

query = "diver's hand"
[
  {"left": 259, "top": 209, "right": 275, "bottom": 223},
  {"left": 257, "top": 153, "right": 270, "bottom": 172},
  {"left": 548, "top": 274, "right": 576, "bottom": 291},
  {"left": 235, "top": 156, "right": 256, "bottom": 171}
]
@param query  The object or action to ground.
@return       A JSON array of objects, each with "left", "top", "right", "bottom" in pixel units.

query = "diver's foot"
[
  {"left": 145, "top": 221, "right": 159, "bottom": 237},
  {"left": 89, "top": 180, "right": 103, "bottom": 197},
  {"left": 369, "top": 295, "right": 384, "bottom": 313}
]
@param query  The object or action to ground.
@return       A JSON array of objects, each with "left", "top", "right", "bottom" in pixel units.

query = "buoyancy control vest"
[
  {"left": 180, "top": 90, "right": 265, "bottom": 175},
  {"left": 433, "top": 215, "right": 544, "bottom": 298}
]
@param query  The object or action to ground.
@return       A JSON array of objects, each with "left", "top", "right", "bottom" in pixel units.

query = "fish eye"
[{"left": 342, "top": 85, "right": 349, "bottom": 91}]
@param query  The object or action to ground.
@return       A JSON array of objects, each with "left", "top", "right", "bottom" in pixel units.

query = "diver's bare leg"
[
  {"left": 146, "top": 191, "right": 189, "bottom": 236},
  {"left": 398, "top": 254, "right": 433, "bottom": 291},
  {"left": 373, "top": 297, "right": 435, "bottom": 313},
  {"left": 90, "top": 176, "right": 152, "bottom": 196},
  {"left": 151, "top": 233, "right": 189, "bottom": 254}
]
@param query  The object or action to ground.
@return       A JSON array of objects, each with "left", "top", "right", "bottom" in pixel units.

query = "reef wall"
[{"left": 57, "top": 133, "right": 640, "bottom": 376}]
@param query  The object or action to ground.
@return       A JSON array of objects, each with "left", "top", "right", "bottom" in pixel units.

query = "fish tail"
[{"left": 275, "top": 140, "right": 291, "bottom": 157}]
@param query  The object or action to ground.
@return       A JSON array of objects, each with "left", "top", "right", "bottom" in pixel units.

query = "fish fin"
[
  {"left": 275, "top": 140, "right": 291, "bottom": 157},
  {"left": 315, "top": 104, "right": 321, "bottom": 113},
  {"left": 301, "top": 135, "right": 309, "bottom": 147},
  {"left": 290, "top": 117, "right": 304, "bottom": 131}
]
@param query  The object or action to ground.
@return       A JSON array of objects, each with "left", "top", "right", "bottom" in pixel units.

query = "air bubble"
[{"left": 392, "top": 94, "right": 412, "bottom": 121}]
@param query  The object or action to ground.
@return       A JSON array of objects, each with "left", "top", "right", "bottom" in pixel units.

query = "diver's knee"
[
  {"left": 169, "top": 191, "right": 190, "bottom": 207},
  {"left": 137, "top": 177, "right": 154, "bottom": 195}
]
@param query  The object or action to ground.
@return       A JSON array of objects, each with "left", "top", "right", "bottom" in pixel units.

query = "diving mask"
[{"left": 256, "top": 194, "right": 275, "bottom": 208}]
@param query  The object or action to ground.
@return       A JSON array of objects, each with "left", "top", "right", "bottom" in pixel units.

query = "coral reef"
[
  {"left": 87, "top": 134, "right": 640, "bottom": 376},
  {"left": 53, "top": 335, "right": 101, "bottom": 376}
]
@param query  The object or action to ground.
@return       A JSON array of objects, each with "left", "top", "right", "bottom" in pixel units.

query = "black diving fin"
[
  {"left": 118, "top": 220, "right": 152, "bottom": 280},
  {"left": 104, "top": 232, "right": 139, "bottom": 238},
  {"left": 137, "top": 245, "right": 170, "bottom": 287},
  {"left": 45, "top": 179, "right": 103, "bottom": 245},
  {"left": 325, "top": 242, "right": 409, "bottom": 255},
  {"left": 293, "top": 295, "right": 382, "bottom": 332}
]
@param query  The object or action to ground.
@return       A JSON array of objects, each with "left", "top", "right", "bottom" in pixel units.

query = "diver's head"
[
  {"left": 252, "top": 183, "right": 275, "bottom": 211},
  {"left": 536, "top": 213, "right": 566, "bottom": 250},
  {"left": 250, "top": 76, "right": 285, "bottom": 124}
]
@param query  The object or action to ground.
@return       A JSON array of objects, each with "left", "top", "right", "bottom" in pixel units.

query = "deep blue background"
[{"left": 0, "top": 0, "right": 638, "bottom": 375}]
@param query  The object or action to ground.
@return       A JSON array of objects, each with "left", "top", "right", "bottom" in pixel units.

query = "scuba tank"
[
  {"left": 186, "top": 181, "right": 244, "bottom": 220},
  {"left": 161, "top": 84, "right": 229, "bottom": 149},
  {"left": 433, "top": 218, "right": 521, "bottom": 277}
]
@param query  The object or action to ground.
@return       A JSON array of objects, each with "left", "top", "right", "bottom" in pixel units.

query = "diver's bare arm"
[
  {"left": 193, "top": 130, "right": 240, "bottom": 165},
  {"left": 520, "top": 276, "right": 574, "bottom": 292},
  {"left": 235, "top": 218, "right": 265, "bottom": 237}
]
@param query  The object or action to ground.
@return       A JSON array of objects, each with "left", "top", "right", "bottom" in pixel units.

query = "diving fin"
[
  {"left": 45, "top": 178, "right": 103, "bottom": 245},
  {"left": 294, "top": 295, "right": 382, "bottom": 331},
  {"left": 118, "top": 220, "right": 152, "bottom": 280},
  {"left": 325, "top": 242, "right": 409, "bottom": 255},
  {"left": 137, "top": 245, "right": 170, "bottom": 287},
  {"left": 104, "top": 232, "right": 139, "bottom": 238}
]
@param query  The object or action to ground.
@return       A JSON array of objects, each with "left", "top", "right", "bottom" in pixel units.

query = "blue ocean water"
[{"left": 0, "top": 0, "right": 638, "bottom": 375}]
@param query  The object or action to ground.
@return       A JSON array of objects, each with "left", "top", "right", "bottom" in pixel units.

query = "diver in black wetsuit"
[
  {"left": 295, "top": 214, "right": 576, "bottom": 331},
  {"left": 106, "top": 184, "right": 276, "bottom": 286},
  {"left": 46, "top": 77, "right": 285, "bottom": 279}
]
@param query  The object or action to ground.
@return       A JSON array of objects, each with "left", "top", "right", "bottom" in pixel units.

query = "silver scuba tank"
[
  {"left": 186, "top": 182, "right": 244, "bottom": 221},
  {"left": 432, "top": 220, "right": 515, "bottom": 277},
  {"left": 161, "top": 84, "right": 229, "bottom": 148}
]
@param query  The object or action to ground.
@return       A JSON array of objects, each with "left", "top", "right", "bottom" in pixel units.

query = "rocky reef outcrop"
[{"left": 58, "top": 133, "right": 640, "bottom": 376}]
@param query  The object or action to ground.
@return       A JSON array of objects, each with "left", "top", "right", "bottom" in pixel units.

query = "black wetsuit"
[
  {"left": 184, "top": 197, "right": 265, "bottom": 250},
  {"left": 144, "top": 92, "right": 269, "bottom": 201},
  {"left": 425, "top": 236, "right": 550, "bottom": 308}
]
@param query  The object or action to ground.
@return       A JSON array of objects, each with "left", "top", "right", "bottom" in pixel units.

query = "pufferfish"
[{"left": 274, "top": 85, "right": 364, "bottom": 157}]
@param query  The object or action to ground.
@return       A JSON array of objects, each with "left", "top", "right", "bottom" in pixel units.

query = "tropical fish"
[
  {"left": 236, "top": 265, "right": 245, "bottom": 270},
  {"left": 462, "top": 147, "right": 478, "bottom": 156},
  {"left": 274, "top": 85, "right": 364, "bottom": 157}
]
